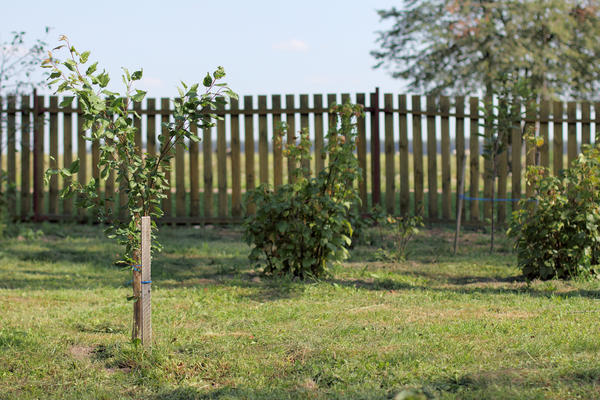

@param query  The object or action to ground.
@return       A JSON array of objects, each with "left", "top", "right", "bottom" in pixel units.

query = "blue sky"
[{"left": 1, "top": 0, "right": 404, "bottom": 97}]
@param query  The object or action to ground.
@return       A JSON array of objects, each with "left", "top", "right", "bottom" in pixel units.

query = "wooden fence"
[{"left": 0, "top": 89, "right": 597, "bottom": 225}]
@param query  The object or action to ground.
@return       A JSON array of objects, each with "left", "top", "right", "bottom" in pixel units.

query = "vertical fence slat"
[
  {"left": 134, "top": 101, "right": 142, "bottom": 150},
  {"left": 370, "top": 89, "right": 381, "bottom": 206},
  {"left": 455, "top": 97, "right": 465, "bottom": 221},
  {"left": 175, "top": 135, "right": 186, "bottom": 217},
  {"left": 314, "top": 94, "right": 325, "bottom": 176},
  {"left": 203, "top": 127, "right": 213, "bottom": 218},
  {"left": 76, "top": 101, "right": 86, "bottom": 220},
  {"left": 525, "top": 102, "right": 537, "bottom": 199},
  {"left": 356, "top": 93, "right": 368, "bottom": 211},
  {"left": 483, "top": 96, "right": 493, "bottom": 221},
  {"left": 244, "top": 95, "right": 255, "bottom": 214},
  {"left": 440, "top": 96, "right": 451, "bottom": 220},
  {"left": 511, "top": 102, "right": 522, "bottom": 210},
  {"left": 258, "top": 95, "right": 269, "bottom": 184},
  {"left": 63, "top": 100, "right": 73, "bottom": 217},
  {"left": 0, "top": 97, "right": 2, "bottom": 197},
  {"left": 300, "top": 94, "right": 310, "bottom": 176},
  {"left": 217, "top": 101, "right": 227, "bottom": 218},
  {"left": 48, "top": 96, "right": 58, "bottom": 215},
  {"left": 412, "top": 95, "right": 424, "bottom": 216},
  {"left": 567, "top": 101, "right": 577, "bottom": 165},
  {"left": 189, "top": 125, "right": 199, "bottom": 218},
  {"left": 327, "top": 94, "right": 337, "bottom": 168},
  {"left": 398, "top": 94, "right": 409, "bottom": 215},
  {"left": 21, "top": 95, "right": 31, "bottom": 219},
  {"left": 539, "top": 100, "right": 550, "bottom": 169},
  {"left": 469, "top": 97, "right": 480, "bottom": 222},
  {"left": 581, "top": 101, "right": 590, "bottom": 146},
  {"left": 286, "top": 94, "right": 296, "bottom": 183},
  {"left": 426, "top": 96, "right": 438, "bottom": 220},
  {"left": 384, "top": 93, "right": 395, "bottom": 214},
  {"left": 6, "top": 96, "right": 16, "bottom": 217},
  {"left": 272, "top": 95, "right": 283, "bottom": 187},
  {"left": 594, "top": 102, "right": 600, "bottom": 143},
  {"left": 553, "top": 101, "right": 564, "bottom": 175},
  {"left": 497, "top": 125, "right": 508, "bottom": 225},
  {"left": 160, "top": 98, "right": 172, "bottom": 217},
  {"left": 230, "top": 98, "right": 241, "bottom": 217},
  {"left": 147, "top": 99, "right": 156, "bottom": 155}
]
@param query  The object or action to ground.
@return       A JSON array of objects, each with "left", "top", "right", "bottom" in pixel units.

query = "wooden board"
[
  {"left": 398, "top": 94, "right": 409, "bottom": 215},
  {"left": 76, "top": 100, "right": 86, "bottom": 220},
  {"left": 258, "top": 95, "right": 269, "bottom": 183},
  {"left": 567, "top": 101, "right": 577, "bottom": 165},
  {"left": 189, "top": 124, "right": 199, "bottom": 217},
  {"left": 20, "top": 95, "right": 31, "bottom": 219},
  {"left": 272, "top": 95, "right": 283, "bottom": 187},
  {"left": 244, "top": 95, "right": 255, "bottom": 214},
  {"left": 300, "top": 94, "right": 310, "bottom": 177},
  {"left": 469, "top": 97, "right": 480, "bottom": 222},
  {"left": 426, "top": 95, "right": 438, "bottom": 220},
  {"left": 553, "top": 101, "right": 564, "bottom": 175},
  {"left": 286, "top": 94, "right": 296, "bottom": 183},
  {"left": 140, "top": 216, "right": 152, "bottom": 346},
  {"left": 62, "top": 99, "right": 73, "bottom": 216},
  {"left": 384, "top": 93, "right": 395, "bottom": 214},
  {"left": 230, "top": 98, "right": 241, "bottom": 217},
  {"left": 48, "top": 96, "right": 58, "bottom": 215},
  {"left": 455, "top": 97, "right": 465, "bottom": 221},
  {"left": 217, "top": 101, "right": 227, "bottom": 217},
  {"left": 203, "top": 127, "right": 213, "bottom": 217},
  {"left": 160, "top": 98, "right": 172, "bottom": 217},
  {"left": 440, "top": 96, "right": 451, "bottom": 220},
  {"left": 412, "top": 95, "right": 424, "bottom": 216},
  {"left": 539, "top": 100, "right": 550, "bottom": 169}
]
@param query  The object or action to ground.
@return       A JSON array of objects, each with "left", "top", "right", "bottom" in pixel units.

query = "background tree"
[{"left": 372, "top": 0, "right": 600, "bottom": 99}]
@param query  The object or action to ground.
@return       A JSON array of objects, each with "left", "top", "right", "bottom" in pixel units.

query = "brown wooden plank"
[
  {"left": 76, "top": 100, "right": 86, "bottom": 220},
  {"left": 595, "top": 102, "right": 600, "bottom": 145},
  {"left": 553, "top": 101, "right": 564, "bottom": 176},
  {"left": 469, "top": 97, "right": 480, "bottom": 222},
  {"left": 244, "top": 95, "right": 255, "bottom": 215},
  {"left": 539, "top": 100, "right": 550, "bottom": 169},
  {"left": 300, "top": 94, "right": 310, "bottom": 176},
  {"left": 370, "top": 90, "right": 381, "bottom": 206},
  {"left": 440, "top": 96, "right": 451, "bottom": 220},
  {"left": 0, "top": 97, "right": 2, "bottom": 195},
  {"left": 189, "top": 124, "right": 199, "bottom": 217},
  {"left": 202, "top": 127, "right": 213, "bottom": 218},
  {"left": 567, "top": 101, "right": 577, "bottom": 165},
  {"left": 512, "top": 102, "right": 522, "bottom": 210},
  {"left": 258, "top": 95, "right": 269, "bottom": 183},
  {"left": 384, "top": 93, "right": 395, "bottom": 214},
  {"left": 175, "top": 136, "right": 185, "bottom": 217},
  {"left": 160, "top": 98, "right": 172, "bottom": 217},
  {"left": 286, "top": 94, "right": 296, "bottom": 183},
  {"left": 230, "top": 98, "right": 242, "bottom": 217},
  {"left": 497, "top": 125, "right": 508, "bottom": 225},
  {"left": 146, "top": 99, "right": 156, "bottom": 155},
  {"left": 20, "top": 95, "right": 31, "bottom": 219},
  {"left": 217, "top": 101, "right": 227, "bottom": 217},
  {"left": 327, "top": 93, "right": 337, "bottom": 169},
  {"left": 581, "top": 101, "right": 591, "bottom": 146},
  {"left": 426, "top": 95, "right": 438, "bottom": 220},
  {"left": 455, "top": 97, "right": 466, "bottom": 221},
  {"left": 272, "top": 95, "right": 283, "bottom": 187},
  {"left": 525, "top": 101, "right": 537, "bottom": 199},
  {"left": 398, "top": 94, "right": 409, "bottom": 215},
  {"left": 48, "top": 96, "right": 58, "bottom": 215},
  {"left": 483, "top": 96, "right": 493, "bottom": 221},
  {"left": 314, "top": 94, "right": 325, "bottom": 176},
  {"left": 32, "top": 95, "right": 45, "bottom": 218},
  {"left": 412, "top": 95, "right": 424, "bottom": 216},
  {"left": 6, "top": 96, "right": 16, "bottom": 217},
  {"left": 356, "top": 93, "right": 368, "bottom": 211},
  {"left": 134, "top": 101, "right": 142, "bottom": 151},
  {"left": 62, "top": 98, "right": 73, "bottom": 216}
]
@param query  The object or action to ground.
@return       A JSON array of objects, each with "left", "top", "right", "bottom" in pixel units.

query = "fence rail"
[{"left": 0, "top": 89, "right": 597, "bottom": 225}]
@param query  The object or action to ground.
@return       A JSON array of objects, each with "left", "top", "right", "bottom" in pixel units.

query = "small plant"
[
  {"left": 374, "top": 214, "right": 423, "bottom": 262},
  {"left": 243, "top": 102, "right": 363, "bottom": 279},
  {"left": 508, "top": 144, "right": 600, "bottom": 280},
  {"left": 43, "top": 36, "right": 235, "bottom": 340}
]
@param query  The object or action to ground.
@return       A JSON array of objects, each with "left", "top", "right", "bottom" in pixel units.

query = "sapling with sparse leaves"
[{"left": 42, "top": 36, "right": 236, "bottom": 341}]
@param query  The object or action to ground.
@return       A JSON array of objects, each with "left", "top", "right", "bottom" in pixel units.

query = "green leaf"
[
  {"left": 203, "top": 73, "right": 213, "bottom": 87},
  {"left": 59, "top": 97, "right": 74, "bottom": 108},
  {"left": 79, "top": 51, "right": 90, "bottom": 64},
  {"left": 86, "top": 62, "right": 98, "bottom": 76},
  {"left": 131, "top": 70, "right": 143, "bottom": 81}
]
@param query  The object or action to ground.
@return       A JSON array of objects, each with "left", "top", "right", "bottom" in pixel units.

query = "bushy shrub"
[
  {"left": 508, "top": 145, "right": 600, "bottom": 280},
  {"left": 374, "top": 213, "right": 423, "bottom": 262},
  {"left": 243, "top": 102, "right": 363, "bottom": 279}
]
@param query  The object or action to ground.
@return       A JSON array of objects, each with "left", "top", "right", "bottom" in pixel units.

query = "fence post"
[
  {"left": 370, "top": 87, "right": 381, "bottom": 206},
  {"left": 32, "top": 90, "right": 42, "bottom": 221},
  {"left": 140, "top": 216, "right": 152, "bottom": 346}
]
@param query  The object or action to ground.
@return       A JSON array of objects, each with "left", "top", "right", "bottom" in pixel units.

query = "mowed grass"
[{"left": 1, "top": 224, "right": 599, "bottom": 399}]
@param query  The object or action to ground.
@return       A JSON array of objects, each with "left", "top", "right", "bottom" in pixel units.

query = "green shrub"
[
  {"left": 374, "top": 214, "right": 423, "bottom": 262},
  {"left": 508, "top": 144, "right": 600, "bottom": 280},
  {"left": 243, "top": 102, "right": 363, "bottom": 279}
]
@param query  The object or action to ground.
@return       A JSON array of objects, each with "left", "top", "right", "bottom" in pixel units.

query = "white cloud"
[{"left": 272, "top": 39, "right": 309, "bottom": 53}]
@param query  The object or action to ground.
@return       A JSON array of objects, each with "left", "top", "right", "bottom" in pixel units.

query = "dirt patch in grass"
[{"left": 70, "top": 345, "right": 94, "bottom": 361}]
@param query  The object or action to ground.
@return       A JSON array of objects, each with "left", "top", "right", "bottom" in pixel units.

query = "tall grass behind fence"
[{"left": 0, "top": 90, "right": 597, "bottom": 225}]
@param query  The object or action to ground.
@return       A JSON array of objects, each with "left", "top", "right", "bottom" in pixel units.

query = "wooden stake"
[{"left": 133, "top": 216, "right": 152, "bottom": 346}]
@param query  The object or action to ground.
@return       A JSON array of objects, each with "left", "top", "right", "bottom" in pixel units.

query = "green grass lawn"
[{"left": 1, "top": 223, "right": 599, "bottom": 399}]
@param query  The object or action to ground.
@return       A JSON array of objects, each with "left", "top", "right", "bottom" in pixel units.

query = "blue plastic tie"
[
  {"left": 131, "top": 264, "right": 142, "bottom": 272},
  {"left": 141, "top": 280, "right": 152, "bottom": 284}
]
